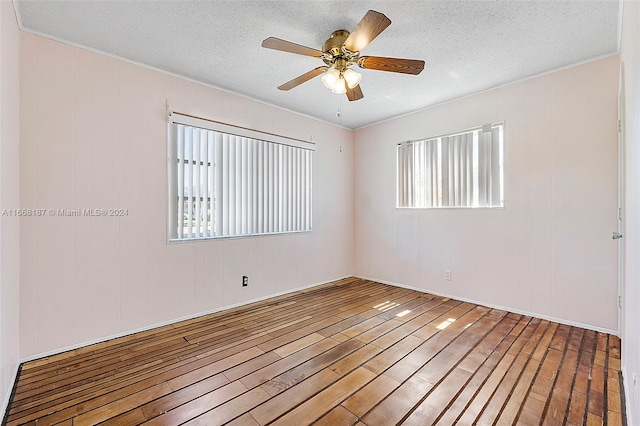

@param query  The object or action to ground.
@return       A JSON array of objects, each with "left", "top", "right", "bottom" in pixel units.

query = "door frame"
[{"left": 617, "top": 63, "right": 625, "bottom": 336}]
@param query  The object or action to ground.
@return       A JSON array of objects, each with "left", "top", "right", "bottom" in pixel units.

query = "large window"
[
  {"left": 397, "top": 123, "right": 504, "bottom": 208},
  {"left": 168, "top": 112, "right": 314, "bottom": 241}
]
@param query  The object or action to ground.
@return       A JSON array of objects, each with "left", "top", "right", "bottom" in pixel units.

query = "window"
[
  {"left": 168, "top": 112, "right": 314, "bottom": 241},
  {"left": 397, "top": 123, "right": 503, "bottom": 208}
]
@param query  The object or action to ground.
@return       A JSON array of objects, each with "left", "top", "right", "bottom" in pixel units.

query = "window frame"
[
  {"left": 396, "top": 122, "right": 505, "bottom": 210},
  {"left": 167, "top": 112, "right": 315, "bottom": 242}
]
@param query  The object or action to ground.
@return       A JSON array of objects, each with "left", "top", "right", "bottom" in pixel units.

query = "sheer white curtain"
[{"left": 168, "top": 114, "right": 313, "bottom": 240}]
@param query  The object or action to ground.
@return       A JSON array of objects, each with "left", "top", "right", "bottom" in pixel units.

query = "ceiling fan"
[{"left": 261, "top": 10, "right": 425, "bottom": 101}]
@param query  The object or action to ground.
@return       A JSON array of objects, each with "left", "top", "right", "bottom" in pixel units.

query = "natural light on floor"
[
  {"left": 373, "top": 301, "right": 400, "bottom": 312},
  {"left": 396, "top": 310, "right": 412, "bottom": 317},
  {"left": 436, "top": 318, "right": 456, "bottom": 330}
]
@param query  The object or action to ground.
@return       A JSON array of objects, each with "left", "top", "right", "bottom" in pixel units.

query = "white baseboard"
[
  {"left": 1, "top": 361, "right": 21, "bottom": 423},
  {"left": 18, "top": 275, "right": 352, "bottom": 364},
  {"left": 355, "top": 275, "right": 619, "bottom": 336},
  {"left": 18, "top": 274, "right": 619, "bottom": 363}
]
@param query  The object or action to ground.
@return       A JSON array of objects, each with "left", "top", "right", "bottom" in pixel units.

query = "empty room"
[{"left": 1, "top": 0, "right": 640, "bottom": 425}]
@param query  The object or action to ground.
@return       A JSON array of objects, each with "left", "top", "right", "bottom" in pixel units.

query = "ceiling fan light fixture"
[
  {"left": 343, "top": 68, "right": 362, "bottom": 89},
  {"left": 322, "top": 67, "right": 359, "bottom": 94},
  {"left": 263, "top": 10, "right": 423, "bottom": 102},
  {"left": 322, "top": 68, "right": 347, "bottom": 94}
]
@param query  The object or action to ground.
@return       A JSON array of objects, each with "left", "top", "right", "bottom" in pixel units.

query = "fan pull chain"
[{"left": 337, "top": 98, "right": 343, "bottom": 152}]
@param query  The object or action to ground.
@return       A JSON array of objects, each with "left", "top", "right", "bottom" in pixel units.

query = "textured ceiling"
[{"left": 15, "top": 0, "right": 620, "bottom": 129}]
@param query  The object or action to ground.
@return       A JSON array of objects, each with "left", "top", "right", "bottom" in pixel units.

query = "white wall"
[
  {"left": 19, "top": 33, "right": 354, "bottom": 358},
  {"left": 0, "top": 0, "right": 21, "bottom": 416},
  {"left": 621, "top": 0, "right": 640, "bottom": 422},
  {"left": 354, "top": 55, "right": 619, "bottom": 332}
]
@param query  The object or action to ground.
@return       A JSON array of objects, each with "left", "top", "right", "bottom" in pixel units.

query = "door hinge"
[
  {"left": 618, "top": 295, "right": 622, "bottom": 309},
  {"left": 618, "top": 120, "right": 622, "bottom": 133}
]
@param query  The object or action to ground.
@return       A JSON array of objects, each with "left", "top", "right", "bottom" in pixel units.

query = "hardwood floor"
[{"left": 4, "top": 278, "right": 624, "bottom": 425}]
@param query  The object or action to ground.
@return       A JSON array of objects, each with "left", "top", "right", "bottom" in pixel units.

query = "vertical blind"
[
  {"left": 397, "top": 123, "right": 503, "bottom": 208},
  {"left": 168, "top": 113, "right": 314, "bottom": 240}
]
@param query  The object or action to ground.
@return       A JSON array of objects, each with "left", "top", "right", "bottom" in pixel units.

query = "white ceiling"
[{"left": 14, "top": 0, "right": 620, "bottom": 129}]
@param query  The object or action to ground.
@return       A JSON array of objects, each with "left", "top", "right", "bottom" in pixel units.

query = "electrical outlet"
[
  {"left": 242, "top": 276, "right": 248, "bottom": 287},
  {"left": 445, "top": 270, "right": 452, "bottom": 281}
]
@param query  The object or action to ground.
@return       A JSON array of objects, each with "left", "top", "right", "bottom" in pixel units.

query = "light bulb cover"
[
  {"left": 331, "top": 78, "right": 347, "bottom": 94},
  {"left": 343, "top": 68, "right": 362, "bottom": 89},
  {"left": 321, "top": 68, "right": 341, "bottom": 90}
]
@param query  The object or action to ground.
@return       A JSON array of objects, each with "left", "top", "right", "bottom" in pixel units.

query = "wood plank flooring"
[{"left": 4, "top": 278, "right": 624, "bottom": 425}]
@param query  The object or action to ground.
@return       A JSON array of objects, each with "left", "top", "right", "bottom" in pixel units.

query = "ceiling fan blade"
[
  {"left": 261, "top": 37, "right": 324, "bottom": 57},
  {"left": 278, "top": 66, "right": 328, "bottom": 91},
  {"left": 343, "top": 10, "right": 391, "bottom": 53},
  {"left": 358, "top": 56, "right": 425, "bottom": 75},
  {"left": 346, "top": 84, "right": 364, "bottom": 102}
]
